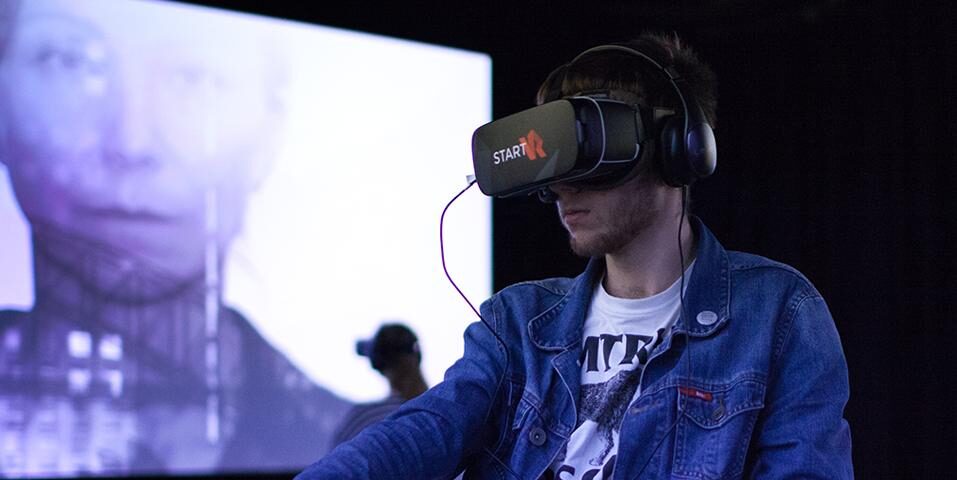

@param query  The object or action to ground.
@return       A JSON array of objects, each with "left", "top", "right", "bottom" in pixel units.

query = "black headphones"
[{"left": 556, "top": 44, "right": 717, "bottom": 189}]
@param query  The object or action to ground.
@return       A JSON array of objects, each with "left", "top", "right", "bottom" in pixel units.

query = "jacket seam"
[
  {"left": 729, "top": 262, "right": 810, "bottom": 283},
  {"left": 500, "top": 279, "right": 572, "bottom": 297},
  {"left": 772, "top": 291, "right": 819, "bottom": 366},
  {"left": 641, "top": 371, "right": 767, "bottom": 398}
]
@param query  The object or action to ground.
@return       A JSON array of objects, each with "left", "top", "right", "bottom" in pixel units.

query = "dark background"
[{"left": 162, "top": 1, "right": 955, "bottom": 478}]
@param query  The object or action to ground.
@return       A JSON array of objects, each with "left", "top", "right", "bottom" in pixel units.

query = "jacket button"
[
  {"left": 528, "top": 427, "right": 547, "bottom": 446},
  {"left": 697, "top": 310, "right": 718, "bottom": 326}
]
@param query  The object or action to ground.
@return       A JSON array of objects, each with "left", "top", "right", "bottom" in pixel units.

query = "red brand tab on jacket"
[{"left": 678, "top": 386, "right": 714, "bottom": 401}]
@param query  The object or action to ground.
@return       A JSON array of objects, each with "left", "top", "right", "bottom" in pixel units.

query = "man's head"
[
  {"left": 356, "top": 323, "right": 421, "bottom": 374},
  {"left": 538, "top": 32, "right": 717, "bottom": 188},
  {"left": 0, "top": 0, "right": 285, "bottom": 296},
  {"left": 539, "top": 33, "right": 717, "bottom": 257}
]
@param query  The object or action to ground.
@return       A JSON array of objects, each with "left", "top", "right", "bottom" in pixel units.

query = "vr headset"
[{"left": 471, "top": 45, "right": 717, "bottom": 199}]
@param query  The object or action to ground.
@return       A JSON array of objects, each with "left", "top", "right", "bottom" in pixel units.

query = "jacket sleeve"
[
  {"left": 295, "top": 300, "right": 508, "bottom": 480},
  {"left": 747, "top": 294, "right": 854, "bottom": 479}
]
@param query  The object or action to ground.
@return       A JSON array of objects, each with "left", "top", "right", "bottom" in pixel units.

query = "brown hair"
[{"left": 536, "top": 32, "right": 718, "bottom": 128}]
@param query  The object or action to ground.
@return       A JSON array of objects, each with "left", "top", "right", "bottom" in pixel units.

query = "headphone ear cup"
[
  {"left": 659, "top": 115, "right": 689, "bottom": 187},
  {"left": 686, "top": 122, "right": 717, "bottom": 180}
]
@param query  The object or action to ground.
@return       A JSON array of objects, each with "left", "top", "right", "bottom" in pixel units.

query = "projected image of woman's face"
[{"left": 0, "top": 0, "right": 281, "bottom": 280}]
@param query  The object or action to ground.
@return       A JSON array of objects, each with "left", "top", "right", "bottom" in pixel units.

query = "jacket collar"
[
  {"left": 676, "top": 217, "right": 731, "bottom": 337},
  {"left": 527, "top": 259, "right": 603, "bottom": 351},
  {"left": 528, "top": 216, "right": 731, "bottom": 349}
]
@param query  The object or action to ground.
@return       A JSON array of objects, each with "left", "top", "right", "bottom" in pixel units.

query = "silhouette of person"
[
  {"left": 332, "top": 323, "right": 428, "bottom": 444},
  {"left": 0, "top": 0, "right": 348, "bottom": 476}
]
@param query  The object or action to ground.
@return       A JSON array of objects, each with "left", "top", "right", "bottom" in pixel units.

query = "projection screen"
[{"left": 0, "top": 0, "right": 491, "bottom": 476}]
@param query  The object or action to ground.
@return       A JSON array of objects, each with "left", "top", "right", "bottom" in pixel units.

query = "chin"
[
  {"left": 568, "top": 229, "right": 629, "bottom": 258},
  {"left": 569, "top": 237, "right": 602, "bottom": 258}
]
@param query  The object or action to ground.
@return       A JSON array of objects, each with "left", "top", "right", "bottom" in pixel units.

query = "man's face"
[
  {"left": 0, "top": 0, "right": 280, "bottom": 279},
  {"left": 551, "top": 169, "right": 670, "bottom": 258}
]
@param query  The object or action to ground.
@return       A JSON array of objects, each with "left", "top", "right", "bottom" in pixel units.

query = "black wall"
[{"left": 169, "top": 1, "right": 957, "bottom": 478}]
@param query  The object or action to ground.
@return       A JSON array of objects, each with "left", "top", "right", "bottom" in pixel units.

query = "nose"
[{"left": 104, "top": 64, "right": 158, "bottom": 168}]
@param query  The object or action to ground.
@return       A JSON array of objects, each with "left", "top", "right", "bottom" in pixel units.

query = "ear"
[
  {"left": 238, "top": 41, "right": 289, "bottom": 193},
  {"left": 242, "top": 105, "right": 284, "bottom": 193}
]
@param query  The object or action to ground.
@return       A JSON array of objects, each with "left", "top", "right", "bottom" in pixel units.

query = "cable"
[
  {"left": 677, "top": 186, "right": 693, "bottom": 413},
  {"left": 440, "top": 179, "right": 518, "bottom": 478},
  {"left": 439, "top": 179, "right": 485, "bottom": 322},
  {"left": 631, "top": 186, "right": 693, "bottom": 478}
]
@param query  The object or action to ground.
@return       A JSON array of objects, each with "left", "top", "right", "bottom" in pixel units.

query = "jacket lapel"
[{"left": 527, "top": 259, "right": 605, "bottom": 432}]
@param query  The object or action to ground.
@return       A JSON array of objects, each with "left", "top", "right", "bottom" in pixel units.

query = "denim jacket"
[{"left": 298, "top": 219, "right": 853, "bottom": 479}]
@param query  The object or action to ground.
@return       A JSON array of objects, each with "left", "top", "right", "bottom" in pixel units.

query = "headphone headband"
[{"left": 566, "top": 44, "right": 717, "bottom": 186}]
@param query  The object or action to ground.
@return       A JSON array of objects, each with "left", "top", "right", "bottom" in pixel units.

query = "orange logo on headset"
[
  {"left": 520, "top": 129, "right": 546, "bottom": 160},
  {"left": 492, "top": 129, "right": 547, "bottom": 165}
]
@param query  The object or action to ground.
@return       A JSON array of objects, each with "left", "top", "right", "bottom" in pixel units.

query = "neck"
[
  {"left": 29, "top": 233, "right": 212, "bottom": 338},
  {"left": 603, "top": 212, "right": 695, "bottom": 299},
  {"left": 386, "top": 366, "right": 428, "bottom": 401}
]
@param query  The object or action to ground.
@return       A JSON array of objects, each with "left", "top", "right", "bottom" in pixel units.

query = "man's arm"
[
  {"left": 747, "top": 294, "right": 854, "bottom": 478},
  {"left": 295, "top": 303, "right": 508, "bottom": 479}
]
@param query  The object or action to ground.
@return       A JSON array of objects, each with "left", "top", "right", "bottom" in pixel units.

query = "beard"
[
  {"left": 568, "top": 206, "right": 657, "bottom": 257},
  {"left": 565, "top": 175, "right": 664, "bottom": 258}
]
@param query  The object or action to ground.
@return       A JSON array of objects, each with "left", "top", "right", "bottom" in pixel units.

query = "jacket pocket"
[{"left": 672, "top": 378, "right": 765, "bottom": 479}]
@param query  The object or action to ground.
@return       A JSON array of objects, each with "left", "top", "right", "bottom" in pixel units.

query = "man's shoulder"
[
  {"left": 0, "top": 308, "right": 28, "bottom": 318},
  {"left": 492, "top": 275, "right": 579, "bottom": 302},
  {"left": 349, "top": 396, "right": 406, "bottom": 416},
  {"left": 725, "top": 250, "right": 820, "bottom": 296},
  {"left": 0, "top": 308, "right": 30, "bottom": 328},
  {"left": 481, "top": 275, "right": 585, "bottom": 335}
]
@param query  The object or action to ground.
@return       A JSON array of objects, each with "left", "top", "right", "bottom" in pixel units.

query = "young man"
[{"left": 298, "top": 32, "right": 852, "bottom": 479}]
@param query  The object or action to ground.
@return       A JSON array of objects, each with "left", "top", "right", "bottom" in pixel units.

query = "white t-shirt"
[{"left": 547, "top": 264, "right": 693, "bottom": 479}]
